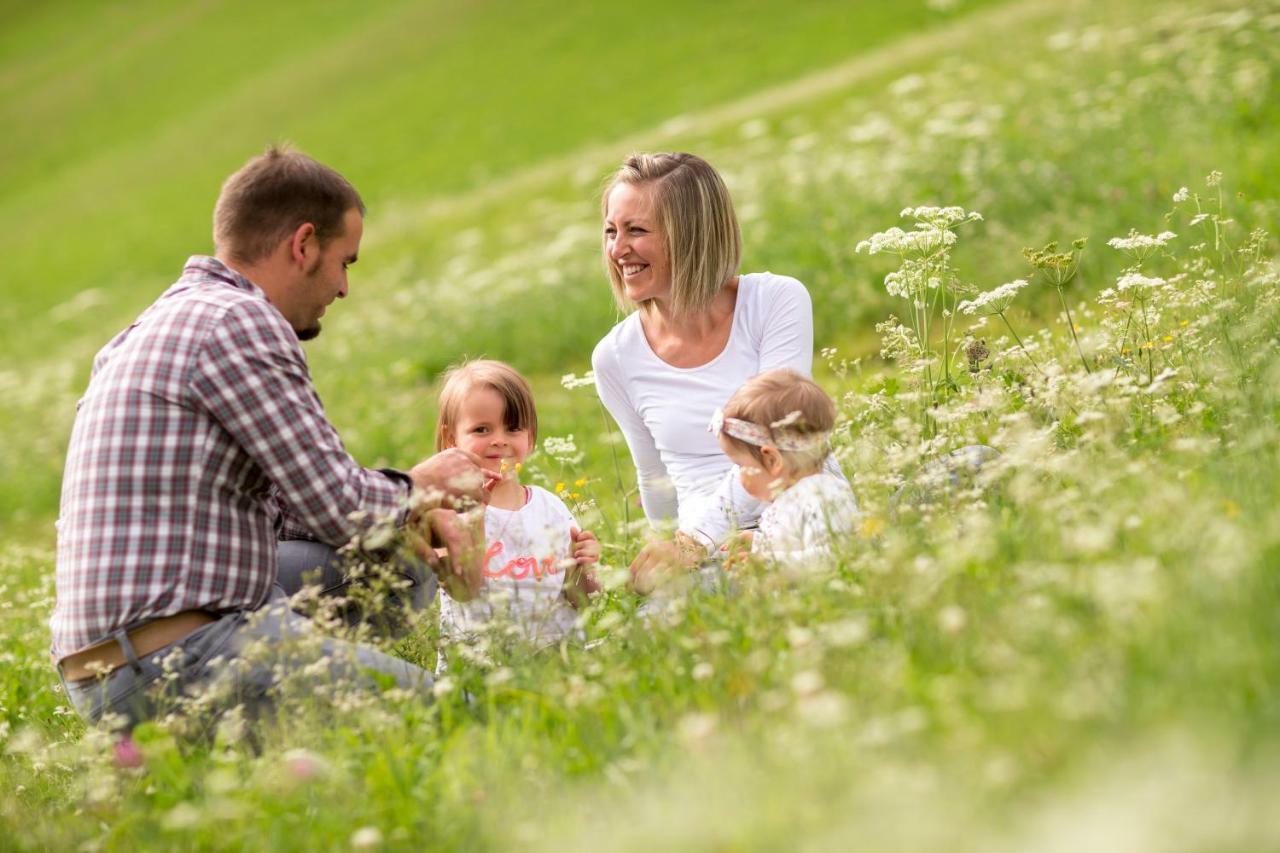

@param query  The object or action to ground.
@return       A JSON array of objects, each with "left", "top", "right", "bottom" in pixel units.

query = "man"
[{"left": 51, "top": 146, "right": 485, "bottom": 729}]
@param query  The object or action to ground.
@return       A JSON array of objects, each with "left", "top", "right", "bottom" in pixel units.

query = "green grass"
[{"left": 3, "top": 0, "right": 1280, "bottom": 848}]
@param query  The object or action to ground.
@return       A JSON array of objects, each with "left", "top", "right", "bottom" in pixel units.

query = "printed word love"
[{"left": 483, "top": 541, "right": 568, "bottom": 580}]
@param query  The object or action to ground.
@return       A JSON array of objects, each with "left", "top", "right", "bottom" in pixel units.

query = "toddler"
[
  {"left": 710, "top": 368, "right": 859, "bottom": 567},
  {"left": 432, "top": 359, "right": 600, "bottom": 648}
]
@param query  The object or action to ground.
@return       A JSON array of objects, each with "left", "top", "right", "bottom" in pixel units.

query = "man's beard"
[{"left": 297, "top": 323, "right": 322, "bottom": 341}]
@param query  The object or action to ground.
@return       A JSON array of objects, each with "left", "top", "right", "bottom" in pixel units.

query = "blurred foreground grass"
[{"left": 3, "top": 0, "right": 1280, "bottom": 849}]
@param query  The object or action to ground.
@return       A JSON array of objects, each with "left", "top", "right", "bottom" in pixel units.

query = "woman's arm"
[
  {"left": 757, "top": 275, "right": 815, "bottom": 375},
  {"left": 592, "top": 335, "right": 677, "bottom": 522}
]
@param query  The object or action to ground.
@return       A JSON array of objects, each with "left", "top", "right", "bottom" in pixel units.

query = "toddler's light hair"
[
  {"left": 721, "top": 368, "right": 835, "bottom": 474},
  {"left": 435, "top": 359, "right": 538, "bottom": 452}
]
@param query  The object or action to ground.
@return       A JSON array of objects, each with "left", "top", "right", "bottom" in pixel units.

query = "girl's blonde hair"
[
  {"left": 721, "top": 369, "right": 835, "bottom": 473},
  {"left": 435, "top": 359, "right": 538, "bottom": 452},
  {"left": 601, "top": 152, "right": 742, "bottom": 318}
]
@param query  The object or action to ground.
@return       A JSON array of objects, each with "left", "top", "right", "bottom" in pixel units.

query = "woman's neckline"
[{"left": 636, "top": 275, "right": 746, "bottom": 371}]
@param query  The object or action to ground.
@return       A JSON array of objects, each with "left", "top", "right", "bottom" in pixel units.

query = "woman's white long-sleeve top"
[{"left": 591, "top": 271, "right": 823, "bottom": 549}]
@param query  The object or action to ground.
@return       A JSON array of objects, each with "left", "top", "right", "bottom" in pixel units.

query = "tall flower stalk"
[
  {"left": 856, "top": 206, "right": 983, "bottom": 421},
  {"left": 956, "top": 279, "right": 1046, "bottom": 378},
  {"left": 1024, "top": 239, "right": 1091, "bottom": 373}
]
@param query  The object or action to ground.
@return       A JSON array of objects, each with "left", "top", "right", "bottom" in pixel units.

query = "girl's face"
[
  {"left": 718, "top": 434, "right": 787, "bottom": 501},
  {"left": 604, "top": 182, "right": 671, "bottom": 304},
  {"left": 447, "top": 387, "right": 532, "bottom": 477}
]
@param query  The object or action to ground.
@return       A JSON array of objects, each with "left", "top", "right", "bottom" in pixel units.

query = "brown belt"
[{"left": 57, "top": 610, "right": 218, "bottom": 683}]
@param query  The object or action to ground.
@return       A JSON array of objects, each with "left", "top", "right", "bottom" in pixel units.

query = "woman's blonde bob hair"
[
  {"left": 601, "top": 152, "right": 742, "bottom": 318},
  {"left": 435, "top": 359, "right": 538, "bottom": 453}
]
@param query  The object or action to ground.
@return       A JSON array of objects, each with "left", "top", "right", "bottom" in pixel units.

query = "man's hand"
[
  {"left": 408, "top": 448, "right": 494, "bottom": 510},
  {"left": 627, "top": 532, "right": 706, "bottom": 596},
  {"left": 411, "top": 506, "right": 486, "bottom": 601}
]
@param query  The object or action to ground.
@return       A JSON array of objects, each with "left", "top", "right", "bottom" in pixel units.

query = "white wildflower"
[
  {"left": 542, "top": 435, "right": 578, "bottom": 461},
  {"left": 958, "top": 279, "right": 1030, "bottom": 315},
  {"left": 883, "top": 270, "right": 911, "bottom": 298},
  {"left": 1172, "top": 186, "right": 1189, "bottom": 203},
  {"left": 889, "top": 74, "right": 926, "bottom": 97},
  {"left": 796, "top": 691, "right": 849, "bottom": 727},
  {"left": 1106, "top": 230, "right": 1177, "bottom": 251},
  {"left": 938, "top": 605, "right": 967, "bottom": 634},
  {"left": 791, "top": 670, "right": 825, "bottom": 697},
  {"left": 856, "top": 226, "right": 956, "bottom": 256},
  {"left": 677, "top": 712, "right": 719, "bottom": 747},
  {"left": 1116, "top": 273, "right": 1166, "bottom": 291},
  {"left": 900, "top": 205, "right": 983, "bottom": 226},
  {"left": 350, "top": 827, "right": 383, "bottom": 849},
  {"left": 560, "top": 370, "right": 596, "bottom": 390}
]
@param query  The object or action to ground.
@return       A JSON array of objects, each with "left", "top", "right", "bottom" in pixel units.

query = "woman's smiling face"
[{"left": 604, "top": 182, "right": 671, "bottom": 304}]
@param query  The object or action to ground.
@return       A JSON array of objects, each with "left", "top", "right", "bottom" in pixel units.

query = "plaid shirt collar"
[{"left": 181, "top": 255, "right": 266, "bottom": 297}]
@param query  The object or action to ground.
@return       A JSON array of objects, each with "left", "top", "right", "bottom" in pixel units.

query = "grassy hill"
[{"left": 2, "top": 0, "right": 1279, "bottom": 848}]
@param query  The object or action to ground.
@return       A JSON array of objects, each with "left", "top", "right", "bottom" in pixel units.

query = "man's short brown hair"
[{"left": 213, "top": 145, "right": 365, "bottom": 264}]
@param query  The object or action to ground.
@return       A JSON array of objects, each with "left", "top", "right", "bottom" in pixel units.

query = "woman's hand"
[
  {"left": 719, "top": 530, "right": 755, "bottom": 571},
  {"left": 628, "top": 532, "right": 706, "bottom": 595}
]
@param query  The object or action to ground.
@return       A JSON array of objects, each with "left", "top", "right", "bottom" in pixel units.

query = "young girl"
[
  {"left": 432, "top": 359, "right": 600, "bottom": 648},
  {"left": 710, "top": 368, "right": 859, "bottom": 568}
]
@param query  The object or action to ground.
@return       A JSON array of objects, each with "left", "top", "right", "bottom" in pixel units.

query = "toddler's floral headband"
[{"left": 708, "top": 408, "right": 829, "bottom": 453}]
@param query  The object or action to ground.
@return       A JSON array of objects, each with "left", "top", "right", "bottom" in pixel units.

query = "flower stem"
[
  {"left": 997, "top": 311, "right": 1046, "bottom": 378},
  {"left": 1056, "top": 288, "right": 1092, "bottom": 373}
]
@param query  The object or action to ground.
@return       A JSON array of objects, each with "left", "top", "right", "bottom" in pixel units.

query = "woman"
[{"left": 591, "top": 152, "right": 842, "bottom": 590}]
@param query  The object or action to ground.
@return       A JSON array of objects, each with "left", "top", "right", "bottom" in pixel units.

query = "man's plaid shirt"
[{"left": 51, "top": 256, "right": 409, "bottom": 658}]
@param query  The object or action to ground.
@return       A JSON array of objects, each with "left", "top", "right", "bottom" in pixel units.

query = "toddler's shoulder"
[{"left": 524, "top": 485, "right": 576, "bottom": 520}]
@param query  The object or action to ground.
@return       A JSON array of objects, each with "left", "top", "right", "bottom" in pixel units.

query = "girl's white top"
[
  {"left": 439, "top": 485, "right": 580, "bottom": 647},
  {"left": 593, "top": 271, "right": 841, "bottom": 547},
  {"left": 753, "top": 472, "right": 860, "bottom": 567}
]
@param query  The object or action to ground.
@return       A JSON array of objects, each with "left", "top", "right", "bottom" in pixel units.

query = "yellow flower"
[
  {"left": 555, "top": 482, "right": 566, "bottom": 494},
  {"left": 859, "top": 515, "right": 886, "bottom": 539},
  {"left": 1180, "top": 319, "right": 1190, "bottom": 327},
  {"left": 574, "top": 477, "right": 588, "bottom": 488},
  {"left": 1162, "top": 335, "right": 1173, "bottom": 343},
  {"left": 570, "top": 492, "right": 581, "bottom": 501}
]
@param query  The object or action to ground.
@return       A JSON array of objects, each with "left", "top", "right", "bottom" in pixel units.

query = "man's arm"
[{"left": 192, "top": 301, "right": 417, "bottom": 546}]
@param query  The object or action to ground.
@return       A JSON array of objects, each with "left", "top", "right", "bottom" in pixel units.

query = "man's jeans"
[{"left": 60, "top": 542, "right": 434, "bottom": 732}]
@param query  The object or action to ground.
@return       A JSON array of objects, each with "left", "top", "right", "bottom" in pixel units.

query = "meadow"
[{"left": 2, "top": 0, "right": 1279, "bottom": 848}]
